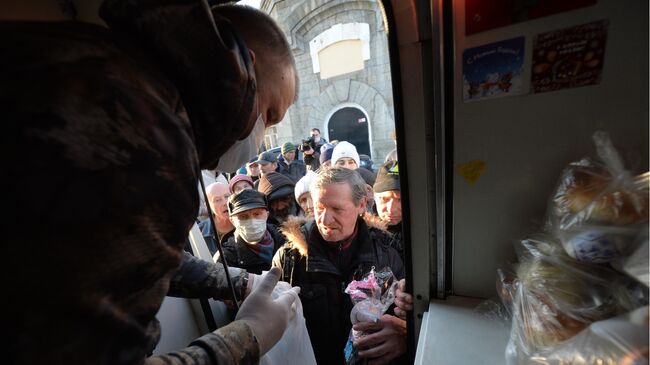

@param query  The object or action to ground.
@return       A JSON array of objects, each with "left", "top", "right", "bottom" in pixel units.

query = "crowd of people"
[
  {"left": 5, "top": 1, "right": 412, "bottom": 364},
  {"left": 198, "top": 135, "right": 409, "bottom": 364}
]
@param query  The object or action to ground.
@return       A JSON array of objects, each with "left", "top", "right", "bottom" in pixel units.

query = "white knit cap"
[
  {"left": 294, "top": 170, "right": 317, "bottom": 203},
  {"left": 331, "top": 141, "right": 360, "bottom": 167}
]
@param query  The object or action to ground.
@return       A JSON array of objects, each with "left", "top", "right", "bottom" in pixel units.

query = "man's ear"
[
  {"left": 357, "top": 195, "right": 368, "bottom": 214},
  {"left": 248, "top": 49, "right": 256, "bottom": 66}
]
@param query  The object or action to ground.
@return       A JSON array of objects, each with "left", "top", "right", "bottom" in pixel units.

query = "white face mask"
[
  {"left": 216, "top": 112, "right": 266, "bottom": 172},
  {"left": 236, "top": 218, "right": 267, "bottom": 243}
]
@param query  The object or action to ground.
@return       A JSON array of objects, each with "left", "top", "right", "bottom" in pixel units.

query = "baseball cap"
[{"left": 252, "top": 150, "right": 277, "bottom": 165}]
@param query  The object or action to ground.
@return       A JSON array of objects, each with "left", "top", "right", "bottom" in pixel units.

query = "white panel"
[
  {"left": 414, "top": 297, "right": 510, "bottom": 365},
  {"left": 153, "top": 297, "right": 203, "bottom": 355},
  {"left": 451, "top": 0, "right": 649, "bottom": 298},
  {"left": 309, "top": 22, "right": 371, "bottom": 73}
]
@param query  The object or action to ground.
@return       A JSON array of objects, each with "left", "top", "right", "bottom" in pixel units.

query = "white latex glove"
[{"left": 235, "top": 267, "right": 300, "bottom": 355}]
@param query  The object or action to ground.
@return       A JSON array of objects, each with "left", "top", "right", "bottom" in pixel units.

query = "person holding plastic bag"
[
  {"left": 273, "top": 167, "right": 407, "bottom": 364},
  {"left": 251, "top": 271, "right": 317, "bottom": 365}
]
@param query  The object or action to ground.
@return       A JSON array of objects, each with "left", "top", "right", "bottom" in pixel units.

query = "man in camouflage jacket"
[{"left": 3, "top": 1, "right": 298, "bottom": 364}]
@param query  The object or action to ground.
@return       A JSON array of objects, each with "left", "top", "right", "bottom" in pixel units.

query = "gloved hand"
[{"left": 235, "top": 267, "right": 300, "bottom": 355}]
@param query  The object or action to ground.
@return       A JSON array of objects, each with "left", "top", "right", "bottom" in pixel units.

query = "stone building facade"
[{"left": 260, "top": 0, "right": 395, "bottom": 164}]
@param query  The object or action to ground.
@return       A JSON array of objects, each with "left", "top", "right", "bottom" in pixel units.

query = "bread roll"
[{"left": 561, "top": 169, "right": 648, "bottom": 225}]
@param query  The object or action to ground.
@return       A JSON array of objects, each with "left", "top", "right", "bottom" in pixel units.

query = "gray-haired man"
[{"left": 272, "top": 167, "right": 407, "bottom": 365}]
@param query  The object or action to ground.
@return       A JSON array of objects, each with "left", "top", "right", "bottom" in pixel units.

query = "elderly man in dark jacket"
[
  {"left": 216, "top": 189, "right": 286, "bottom": 274},
  {"left": 3, "top": 1, "right": 300, "bottom": 364},
  {"left": 273, "top": 167, "right": 407, "bottom": 365}
]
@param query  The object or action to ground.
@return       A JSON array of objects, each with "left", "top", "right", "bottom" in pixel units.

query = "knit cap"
[
  {"left": 356, "top": 168, "right": 377, "bottom": 187},
  {"left": 258, "top": 171, "right": 295, "bottom": 201},
  {"left": 373, "top": 161, "right": 400, "bottom": 193},
  {"left": 281, "top": 142, "right": 295, "bottom": 155},
  {"left": 228, "top": 174, "right": 255, "bottom": 194},
  {"left": 294, "top": 170, "right": 317, "bottom": 202},
  {"left": 331, "top": 141, "right": 360, "bottom": 167},
  {"left": 319, "top": 143, "right": 335, "bottom": 164}
]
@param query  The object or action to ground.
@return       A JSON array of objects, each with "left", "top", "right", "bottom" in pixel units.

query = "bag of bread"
[
  {"left": 508, "top": 306, "right": 649, "bottom": 365},
  {"left": 506, "top": 238, "right": 648, "bottom": 363},
  {"left": 550, "top": 131, "right": 649, "bottom": 263}
]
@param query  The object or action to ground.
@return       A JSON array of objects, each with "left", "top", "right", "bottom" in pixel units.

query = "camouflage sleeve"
[
  {"left": 168, "top": 251, "right": 247, "bottom": 300},
  {"left": 144, "top": 321, "right": 259, "bottom": 365}
]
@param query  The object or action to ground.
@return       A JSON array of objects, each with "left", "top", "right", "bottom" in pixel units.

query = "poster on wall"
[
  {"left": 465, "top": 0, "right": 597, "bottom": 35},
  {"left": 532, "top": 20, "right": 609, "bottom": 93},
  {"left": 462, "top": 37, "right": 526, "bottom": 102}
]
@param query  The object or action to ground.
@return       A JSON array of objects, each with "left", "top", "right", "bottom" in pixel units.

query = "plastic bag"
[
  {"left": 252, "top": 272, "right": 316, "bottom": 365},
  {"left": 343, "top": 267, "right": 398, "bottom": 365},
  {"left": 506, "top": 238, "right": 648, "bottom": 360},
  {"left": 507, "top": 306, "right": 649, "bottom": 365},
  {"left": 549, "top": 132, "right": 649, "bottom": 263},
  {"left": 612, "top": 232, "right": 649, "bottom": 287}
]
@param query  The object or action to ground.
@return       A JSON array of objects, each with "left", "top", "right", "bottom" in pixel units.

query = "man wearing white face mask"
[{"left": 213, "top": 189, "right": 286, "bottom": 275}]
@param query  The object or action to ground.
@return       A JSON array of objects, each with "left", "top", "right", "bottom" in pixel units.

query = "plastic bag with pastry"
[
  {"left": 506, "top": 238, "right": 648, "bottom": 361},
  {"left": 507, "top": 306, "right": 649, "bottom": 365},
  {"left": 549, "top": 131, "right": 649, "bottom": 263}
]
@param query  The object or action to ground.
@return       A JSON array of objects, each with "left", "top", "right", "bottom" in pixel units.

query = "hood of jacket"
[{"left": 280, "top": 212, "right": 387, "bottom": 257}]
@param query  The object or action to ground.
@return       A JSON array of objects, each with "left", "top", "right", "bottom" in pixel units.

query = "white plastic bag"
[{"left": 252, "top": 272, "right": 316, "bottom": 365}]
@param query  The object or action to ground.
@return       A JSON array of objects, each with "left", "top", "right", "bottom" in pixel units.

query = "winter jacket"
[
  {"left": 219, "top": 224, "right": 286, "bottom": 274},
  {"left": 198, "top": 218, "right": 236, "bottom": 256},
  {"left": 387, "top": 222, "right": 405, "bottom": 261},
  {"left": 272, "top": 215, "right": 404, "bottom": 365},
  {"left": 3, "top": 2, "right": 260, "bottom": 363},
  {"left": 277, "top": 155, "right": 307, "bottom": 182}
]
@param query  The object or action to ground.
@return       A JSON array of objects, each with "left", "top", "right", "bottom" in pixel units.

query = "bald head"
[
  {"left": 206, "top": 182, "right": 230, "bottom": 219},
  {"left": 212, "top": 4, "right": 299, "bottom": 102}
]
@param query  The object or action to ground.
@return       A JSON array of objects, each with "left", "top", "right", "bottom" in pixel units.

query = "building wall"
[{"left": 261, "top": 0, "right": 395, "bottom": 163}]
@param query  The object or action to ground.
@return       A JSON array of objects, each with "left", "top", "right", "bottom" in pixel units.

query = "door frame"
[{"left": 322, "top": 102, "right": 374, "bottom": 156}]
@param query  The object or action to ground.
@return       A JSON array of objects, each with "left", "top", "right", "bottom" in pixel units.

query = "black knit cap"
[
  {"left": 356, "top": 167, "right": 377, "bottom": 186},
  {"left": 228, "top": 189, "right": 268, "bottom": 216},
  {"left": 373, "top": 161, "right": 400, "bottom": 193}
]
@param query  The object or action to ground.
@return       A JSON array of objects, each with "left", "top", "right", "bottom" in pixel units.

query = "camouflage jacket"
[{"left": 2, "top": 8, "right": 258, "bottom": 365}]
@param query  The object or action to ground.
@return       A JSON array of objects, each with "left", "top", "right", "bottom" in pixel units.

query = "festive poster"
[
  {"left": 462, "top": 37, "right": 525, "bottom": 102},
  {"left": 532, "top": 20, "right": 608, "bottom": 93}
]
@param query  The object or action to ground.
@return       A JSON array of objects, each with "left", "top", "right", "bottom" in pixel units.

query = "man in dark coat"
[
  {"left": 216, "top": 189, "right": 286, "bottom": 274},
  {"left": 273, "top": 167, "right": 407, "bottom": 365},
  {"left": 373, "top": 161, "right": 404, "bottom": 260},
  {"left": 3, "top": 2, "right": 299, "bottom": 364}
]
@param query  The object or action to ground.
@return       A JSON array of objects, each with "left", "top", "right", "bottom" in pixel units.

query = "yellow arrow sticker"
[{"left": 456, "top": 160, "right": 486, "bottom": 185}]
